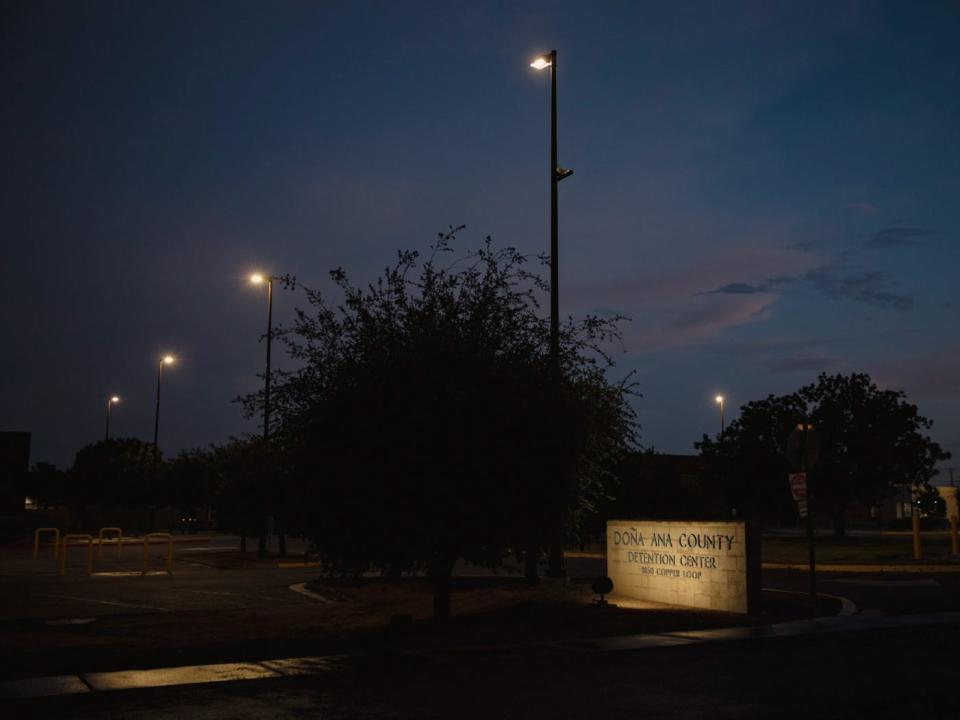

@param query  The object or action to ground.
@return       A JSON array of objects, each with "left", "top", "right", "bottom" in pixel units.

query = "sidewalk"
[{"left": 10, "top": 605, "right": 960, "bottom": 701}]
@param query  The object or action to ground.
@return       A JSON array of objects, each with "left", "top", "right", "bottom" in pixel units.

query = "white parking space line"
[
  {"left": 180, "top": 547, "right": 236, "bottom": 553},
  {"left": 289, "top": 582, "right": 336, "bottom": 603},
  {"left": 37, "top": 593, "right": 169, "bottom": 612},
  {"left": 182, "top": 589, "right": 292, "bottom": 602}
]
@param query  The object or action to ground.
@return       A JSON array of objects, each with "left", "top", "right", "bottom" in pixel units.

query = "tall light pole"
[
  {"left": 530, "top": 50, "right": 574, "bottom": 381},
  {"left": 105, "top": 395, "right": 120, "bottom": 441},
  {"left": 716, "top": 395, "right": 725, "bottom": 438},
  {"left": 531, "top": 50, "right": 574, "bottom": 579},
  {"left": 153, "top": 355, "right": 175, "bottom": 450},
  {"left": 250, "top": 273, "right": 279, "bottom": 556},
  {"left": 249, "top": 273, "right": 274, "bottom": 441}
]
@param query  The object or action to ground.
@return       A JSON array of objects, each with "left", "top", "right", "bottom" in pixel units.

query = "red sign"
[{"left": 788, "top": 473, "right": 808, "bottom": 517}]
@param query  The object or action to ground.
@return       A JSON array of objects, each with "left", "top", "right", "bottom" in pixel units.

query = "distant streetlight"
[
  {"left": 249, "top": 273, "right": 274, "bottom": 441},
  {"left": 715, "top": 395, "right": 725, "bottom": 438},
  {"left": 153, "top": 355, "right": 175, "bottom": 450},
  {"left": 105, "top": 395, "right": 120, "bottom": 441}
]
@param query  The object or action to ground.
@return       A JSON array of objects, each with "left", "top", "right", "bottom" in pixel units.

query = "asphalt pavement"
[{"left": 5, "top": 534, "right": 960, "bottom": 717}]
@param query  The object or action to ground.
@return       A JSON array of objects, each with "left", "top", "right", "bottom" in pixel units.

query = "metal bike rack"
[
  {"left": 98, "top": 526, "right": 124, "bottom": 558},
  {"left": 59, "top": 534, "right": 94, "bottom": 576},
  {"left": 142, "top": 532, "right": 174, "bottom": 574},
  {"left": 33, "top": 527, "right": 60, "bottom": 561}
]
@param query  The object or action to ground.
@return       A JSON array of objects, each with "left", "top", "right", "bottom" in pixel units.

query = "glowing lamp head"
[
  {"left": 715, "top": 395, "right": 724, "bottom": 405},
  {"left": 530, "top": 55, "right": 552, "bottom": 70},
  {"left": 249, "top": 273, "right": 265, "bottom": 285},
  {"left": 162, "top": 355, "right": 175, "bottom": 365},
  {"left": 110, "top": 396, "right": 120, "bottom": 404}
]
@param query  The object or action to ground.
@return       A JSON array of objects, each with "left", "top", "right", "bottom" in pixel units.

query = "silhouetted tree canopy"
[
  {"left": 163, "top": 447, "right": 224, "bottom": 514},
  {"left": 25, "top": 461, "right": 67, "bottom": 509},
  {"left": 696, "top": 372, "right": 950, "bottom": 535},
  {"left": 68, "top": 438, "right": 159, "bottom": 508},
  {"left": 248, "top": 228, "right": 637, "bottom": 617}
]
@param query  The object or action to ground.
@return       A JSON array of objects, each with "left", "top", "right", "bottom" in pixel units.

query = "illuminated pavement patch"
[
  {"left": 84, "top": 662, "right": 281, "bottom": 691},
  {"left": 0, "top": 656, "right": 348, "bottom": 699},
  {"left": 260, "top": 656, "right": 347, "bottom": 676}
]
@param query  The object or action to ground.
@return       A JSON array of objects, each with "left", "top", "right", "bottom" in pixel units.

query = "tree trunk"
[
  {"left": 524, "top": 544, "right": 539, "bottom": 581},
  {"left": 546, "top": 541, "right": 565, "bottom": 578},
  {"left": 429, "top": 557, "right": 455, "bottom": 621},
  {"left": 832, "top": 507, "right": 847, "bottom": 538}
]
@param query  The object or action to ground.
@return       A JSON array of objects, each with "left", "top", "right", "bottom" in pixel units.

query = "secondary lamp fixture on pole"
[
  {"left": 105, "top": 395, "right": 120, "bottom": 441},
  {"left": 153, "top": 354, "right": 175, "bottom": 450}
]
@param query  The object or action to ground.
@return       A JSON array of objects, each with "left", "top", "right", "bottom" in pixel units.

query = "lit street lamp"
[
  {"left": 716, "top": 395, "right": 725, "bottom": 438},
  {"left": 153, "top": 354, "right": 175, "bottom": 450},
  {"left": 105, "top": 395, "right": 120, "bottom": 441}
]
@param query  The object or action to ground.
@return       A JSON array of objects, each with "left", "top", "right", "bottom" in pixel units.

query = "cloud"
[
  {"left": 699, "top": 282, "right": 772, "bottom": 295},
  {"left": 804, "top": 266, "right": 914, "bottom": 310},
  {"left": 701, "top": 263, "right": 913, "bottom": 311},
  {"left": 848, "top": 202, "right": 878, "bottom": 216},
  {"left": 625, "top": 293, "right": 776, "bottom": 354},
  {"left": 864, "top": 226, "right": 935, "bottom": 250}
]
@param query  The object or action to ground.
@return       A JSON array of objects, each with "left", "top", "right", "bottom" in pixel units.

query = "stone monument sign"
[{"left": 607, "top": 519, "right": 758, "bottom": 614}]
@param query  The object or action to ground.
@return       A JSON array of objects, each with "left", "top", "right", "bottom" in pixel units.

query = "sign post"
[{"left": 787, "top": 422, "right": 819, "bottom": 611}]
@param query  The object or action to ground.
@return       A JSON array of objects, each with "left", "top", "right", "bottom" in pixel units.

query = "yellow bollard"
[
  {"left": 98, "top": 527, "right": 123, "bottom": 559},
  {"left": 952, "top": 516, "right": 958, "bottom": 556},
  {"left": 33, "top": 527, "right": 60, "bottom": 561},
  {"left": 59, "top": 534, "right": 94, "bottom": 575},
  {"left": 142, "top": 533, "right": 174, "bottom": 574}
]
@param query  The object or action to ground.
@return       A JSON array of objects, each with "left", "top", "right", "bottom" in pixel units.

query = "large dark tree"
[
  {"left": 68, "top": 438, "right": 160, "bottom": 508},
  {"left": 249, "top": 229, "right": 636, "bottom": 618},
  {"left": 697, "top": 373, "right": 950, "bottom": 535},
  {"left": 25, "top": 461, "right": 68, "bottom": 509},
  {"left": 207, "top": 437, "right": 277, "bottom": 553},
  {"left": 162, "top": 447, "right": 225, "bottom": 527}
]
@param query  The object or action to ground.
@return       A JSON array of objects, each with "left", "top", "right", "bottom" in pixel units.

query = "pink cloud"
[
  {"left": 562, "top": 242, "right": 825, "bottom": 354},
  {"left": 623, "top": 293, "right": 776, "bottom": 354},
  {"left": 567, "top": 243, "right": 826, "bottom": 308}
]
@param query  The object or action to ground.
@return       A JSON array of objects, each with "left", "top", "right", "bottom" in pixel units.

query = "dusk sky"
[{"left": 2, "top": 1, "right": 958, "bottom": 475}]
